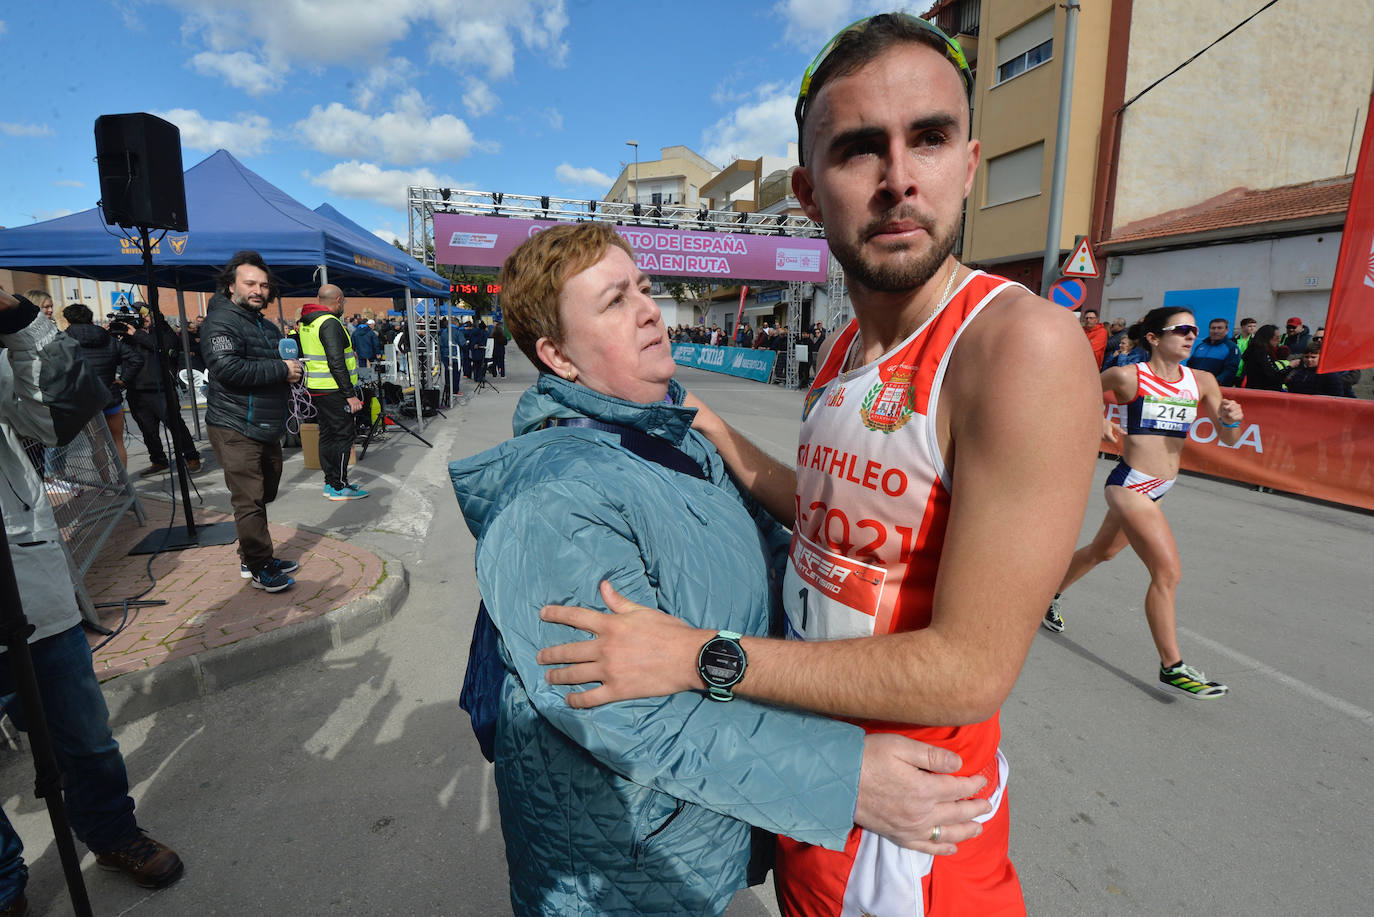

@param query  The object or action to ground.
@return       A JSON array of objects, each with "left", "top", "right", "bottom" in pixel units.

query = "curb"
[{"left": 102, "top": 557, "right": 410, "bottom": 727}]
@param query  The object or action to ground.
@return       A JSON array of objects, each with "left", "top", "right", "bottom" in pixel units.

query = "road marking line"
[{"left": 1179, "top": 626, "right": 1374, "bottom": 727}]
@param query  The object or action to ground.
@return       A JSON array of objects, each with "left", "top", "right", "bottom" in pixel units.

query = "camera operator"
[
  {"left": 0, "top": 287, "right": 184, "bottom": 916},
  {"left": 116, "top": 305, "right": 202, "bottom": 477}
]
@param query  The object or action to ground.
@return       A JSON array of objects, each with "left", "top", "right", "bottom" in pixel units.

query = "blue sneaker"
[
  {"left": 324, "top": 483, "right": 365, "bottom": 501},
  {"left": 241, "top": 558, "right": 299, "bottom": 578},
  {"left": 343, "top": 483, "right": 370, "bottom": 499},
  {"left": 250, "top": 566, "right": 295, "bottom": 593}
]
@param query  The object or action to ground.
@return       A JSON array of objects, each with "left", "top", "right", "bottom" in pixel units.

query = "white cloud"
[
  {"left": 371, "top": 228, "right": 403, "bottom": 245},
  {"left": 544, "top": 108, "right": 563, "bottom": 131},
  {"left": 170, "top": 0, "right": 570, "bottom": 93},
  {"left": 463, "top": 80, "right": 499, "bottom": 118},
  {"left": 295, "top": 90, "right": 475, "bottom": 166},
  {"left": 32, "top": 208, "right": 74, "bottom": 222},
  {"left": 53, "top": 179, "right": 85, "bottom": 188},
  {"left": 0, "top": 122, "right": 54, "bottom": 138},
  {"left": 351, "top": 58, "right": 417, "bottom": 110},
  {"left": 306, "top": 161, "right": 461, "bottom": 210},
  {"left": 190, "top": 50, "right": 284, "bottom": 96},
  {"left": 775, "top": 0, "right": 929, "bottom": 46},
  {"left": 153, "top": 108, "right": 272, "bottom": 157},
  {"left": 702, "top": 84, "right": 797, "bottom": 166},
  {"left": 0, "top": 21, "right": 7, "bottom": 36},
  {"left": 555, "top": 164, "right": 614, "bottom": 189}
]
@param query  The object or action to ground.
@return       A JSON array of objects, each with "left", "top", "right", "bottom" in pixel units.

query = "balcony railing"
[{"left": 931, "top": 0, "right": 979, "bottom": 37}]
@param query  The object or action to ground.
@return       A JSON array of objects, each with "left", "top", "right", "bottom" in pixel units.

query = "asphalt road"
[{"left": 3, "top": 349, "right": 1371, "bottom": 916}]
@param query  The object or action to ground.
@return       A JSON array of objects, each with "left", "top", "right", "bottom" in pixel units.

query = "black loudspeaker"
[{"left": 94, "top": 113, "right": 188, "bottom": 232}]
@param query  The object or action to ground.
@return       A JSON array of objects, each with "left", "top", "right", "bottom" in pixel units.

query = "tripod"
[
  {"left": 471, "top": 352, "right": 500, "bottom": 394},
  {"left": 357, "top": 380, "right": 433, "bottom": 459}
]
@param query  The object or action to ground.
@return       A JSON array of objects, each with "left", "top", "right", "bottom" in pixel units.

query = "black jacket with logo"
[
  {"left": 199, "top": 293, "right": 290, "bottom": 442},
  {"left": 63, "top": 322, "right": 144, "bottom": 410}
]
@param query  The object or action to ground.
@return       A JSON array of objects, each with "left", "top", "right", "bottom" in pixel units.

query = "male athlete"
[{"left": 537, "top": 14, "right": 1100, "bottom": 915}]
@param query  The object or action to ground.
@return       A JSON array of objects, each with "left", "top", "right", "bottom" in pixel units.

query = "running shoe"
[
  {"left": 324, "top": 483, "right": 366, "bottom": 501},
  {"left": 343, "top": 483, "right": 370, "bottom": 499},
  {"left": 1159, "top": 661, "right": 1229, "bottom": 699},
  {"left": 241, "top": 558, "right": 299, "bottom": 578},
  {"left": 250, "top": 566, "right": 295, "bottom": 593},
  {"left": 1041, "top": 596, "right": 1065, "bottom": 633}
]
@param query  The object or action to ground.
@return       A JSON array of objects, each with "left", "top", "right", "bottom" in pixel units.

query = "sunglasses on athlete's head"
[
  {"left": 794, "top": 13, "right": 974, "bottom": 163},
  {"left": 1161, "top": 323, "right": 1199, "bottom": 337}
]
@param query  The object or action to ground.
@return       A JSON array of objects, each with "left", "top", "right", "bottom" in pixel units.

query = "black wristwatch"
[{"left": 697, "top": 631, "right": 747, "bottom": 702}]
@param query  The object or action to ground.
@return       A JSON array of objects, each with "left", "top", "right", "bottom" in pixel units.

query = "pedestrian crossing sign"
[
  {"left": 1062, "top": 238, "right": 1099, "bottom": 278},
  {"left": 110, "top": 291, "right": 133, "bottom": 309}
]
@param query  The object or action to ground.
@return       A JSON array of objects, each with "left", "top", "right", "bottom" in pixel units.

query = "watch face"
[{"left": 700, "top": 638, "right": 744, "bottom": 687}]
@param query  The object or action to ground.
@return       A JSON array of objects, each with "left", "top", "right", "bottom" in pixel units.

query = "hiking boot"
[
  {"left": 250, "top": 566, "right": 295, "bottom": 593},
  {"left": 324, "top": 483, "right": 366, "bottom": 501},
  {"left": 95, "top": 830, "right": 184, "bottom": 889},
  {"left": 1041, "top": 596, "right": 1065, "bottom": 633},
  {"left": 0, "top": 893, "right": 27, "bottom": 916},
  {"left": 1159, "top": 661, "right": 1229, "bottom": 699},
  {"left": 185, "top": 457, "right": 202, "bottom": 472},
  {"left": 138, "top": 462, "right": 169, "bottom": 477}
]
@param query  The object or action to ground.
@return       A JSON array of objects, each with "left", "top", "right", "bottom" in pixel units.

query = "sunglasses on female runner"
[{"left": 1160, "top": 323, "right": 1199, "bottom": 337}]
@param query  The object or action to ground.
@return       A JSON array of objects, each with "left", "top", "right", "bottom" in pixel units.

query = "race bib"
[
  {"left": 1140, "top": 394, "right": 1197, "bottom": 432},
  {"left": 782, "top": 530, "right": 886, "bottom": 641}
]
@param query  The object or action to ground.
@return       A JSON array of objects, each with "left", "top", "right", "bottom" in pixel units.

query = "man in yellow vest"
[{"left": 299, "top": 284, "right": 368, "bottom": 500}]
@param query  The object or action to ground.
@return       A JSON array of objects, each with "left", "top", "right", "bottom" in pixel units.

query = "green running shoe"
[{"left": 1159, "top": 661, "right": 1228, "bottom": 699}]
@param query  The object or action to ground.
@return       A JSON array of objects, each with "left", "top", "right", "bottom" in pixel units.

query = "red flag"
[
  {"left": 733, "top": 285, "right": 749, "bottom": 342},
  {"left": 1320, "top": 92, "right": 1374, "bottom": 374}
]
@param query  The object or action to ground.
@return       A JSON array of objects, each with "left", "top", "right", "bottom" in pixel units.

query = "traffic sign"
[
  {"left": 110, "top": 291, "right": 132, "bottom": 309},
  {"left": 1048, "top": 277, "right": 1087, "bottom": 310},
  {"left": 1062, "top": 238, "right": 1099, "bottom": 278}
]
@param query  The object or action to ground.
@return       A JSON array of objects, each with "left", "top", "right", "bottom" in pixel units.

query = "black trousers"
[
  {"left": 129, "top": 387, "right": 200, "bottom": 465},
  {"left": 311, "top": 391, "right": 355, "bottom": 490}
]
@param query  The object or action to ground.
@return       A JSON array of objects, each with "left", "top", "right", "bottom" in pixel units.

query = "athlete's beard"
[
  {"left": 233, "top": 293, "right": 268, "bottom": 312},
  {"left": 829, "top": 207, "right": 961, "bottom": 293}
]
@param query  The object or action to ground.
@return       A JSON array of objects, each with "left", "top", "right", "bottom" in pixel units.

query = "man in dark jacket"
[
  {"left": 62, "top": 303, "right": 143, "bottom": 469},
  {"left": 1280, "top": 316, "right": 1311, "bottom": 355},
  {"left": 1186, "top": 318, "right": 1241, "bottom": 385},
  {"left": 120, "top": 306, "right": 202, "bottom": 477},
  {"left": 299, "top": 285, "right": 368, "bottom": 500},
  {"left": 199, "top": 251, "right": 304, "bottom": 592}
]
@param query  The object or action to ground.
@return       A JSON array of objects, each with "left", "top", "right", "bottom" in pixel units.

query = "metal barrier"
[{"left": 32, "top": 414, "right": 147, "bottom": 625}]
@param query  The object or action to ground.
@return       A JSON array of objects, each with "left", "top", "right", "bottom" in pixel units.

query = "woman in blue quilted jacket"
[{"left": 449, "top": 223, "right": 987, "bottom": 916}]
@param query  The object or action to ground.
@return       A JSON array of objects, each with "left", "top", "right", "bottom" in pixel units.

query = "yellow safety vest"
[{"left": 299, "top": 313, "right": 358, "bottom": 392}]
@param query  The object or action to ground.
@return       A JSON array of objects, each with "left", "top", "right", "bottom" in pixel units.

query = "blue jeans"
[{"left": 0, "top": 625, "right": 137, "bottom": 905}]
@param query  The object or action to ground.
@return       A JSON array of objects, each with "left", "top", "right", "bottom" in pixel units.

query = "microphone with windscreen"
[{"left": 279, "top": 338, "right": 299, "bottom": 360}]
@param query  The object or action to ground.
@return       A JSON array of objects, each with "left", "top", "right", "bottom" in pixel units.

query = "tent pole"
[
  {"left": 174, "top": 275, "right": 202, "bottom": 439},
  {"left": 406, "top": 289, "right": 424, "bottom": 426}
]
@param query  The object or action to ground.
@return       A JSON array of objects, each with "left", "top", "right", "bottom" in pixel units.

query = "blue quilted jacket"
[{"left": 450, "top": 374, "right": 864, "bottom": 916}]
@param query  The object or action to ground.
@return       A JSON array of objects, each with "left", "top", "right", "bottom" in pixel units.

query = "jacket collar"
[{"left": 512, "top": 374, "right": 695, "bottom": 445}]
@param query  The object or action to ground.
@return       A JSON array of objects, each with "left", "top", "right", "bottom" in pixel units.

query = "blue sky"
[{"left": 0, "top": 0, "right": 925, "bottom": 243}]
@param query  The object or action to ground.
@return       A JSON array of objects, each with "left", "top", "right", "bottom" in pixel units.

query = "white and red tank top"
[
  {"left": 784, "top": 269, "right": 1019, "bottom": 775},
  {"left": 1124, "top": 363, "right": 1200, "bottom": 438}
]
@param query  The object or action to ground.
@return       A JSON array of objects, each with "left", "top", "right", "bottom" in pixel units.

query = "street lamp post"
[{"left": 626, "top": 140, "right": 639, "bottom": 206}]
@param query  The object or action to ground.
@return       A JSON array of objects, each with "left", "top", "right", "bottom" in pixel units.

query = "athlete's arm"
[
  {"left": 540, "top": 294, "right": 1101, "bottom": 725},
  {"left": 1195, "top": 370, "right": 1245, "bottom": 446},
  {"left": 1099, "top": 365, "right": 1135, "bottom": 442},
  {"left": 683, "top": 391, "right": 798, "bottom": 526}
]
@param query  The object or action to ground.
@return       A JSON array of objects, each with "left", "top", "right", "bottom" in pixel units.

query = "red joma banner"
[{"left": 1321, "top": 92, "right": 1374, "bottom": 374}]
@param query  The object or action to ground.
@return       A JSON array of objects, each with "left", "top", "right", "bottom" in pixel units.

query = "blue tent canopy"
[
  {"left": 0, "top": 150, "right": 447, "bottom": 297},
  {"left": 312, "top": 202, "right": 449, "bottom": 299}
]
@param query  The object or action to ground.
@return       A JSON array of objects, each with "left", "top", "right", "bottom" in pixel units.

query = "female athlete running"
[{"left": 1042, "top": 307, "right": 1244, "bottom": 699}]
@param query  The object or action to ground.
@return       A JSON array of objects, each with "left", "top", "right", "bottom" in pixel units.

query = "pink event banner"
[{"left": 433, "top": 213, "right": 829, "bottom": 281}]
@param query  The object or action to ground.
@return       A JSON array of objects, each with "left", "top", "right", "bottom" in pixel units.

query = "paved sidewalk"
[{"left": 81, "top": 497, "right": 408, "bottom": 724}]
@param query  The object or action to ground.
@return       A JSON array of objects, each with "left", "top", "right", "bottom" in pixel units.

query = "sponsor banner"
[
  {"left": 1100, "top": 388, "right": 1374, "bottom": 510},
  {"left": 434, "top": 213, "right": 829, "bottom": 281},
  {"left": 671, "top": 342, "right": 777, "bottom": 383}
]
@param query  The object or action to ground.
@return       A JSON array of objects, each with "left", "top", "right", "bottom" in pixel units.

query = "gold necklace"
[{"left": 846, "top": 261, "right": 961, "bottom": 373}]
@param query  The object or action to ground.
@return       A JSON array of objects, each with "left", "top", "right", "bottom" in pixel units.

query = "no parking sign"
[{"left": 1048, "top": 277, "right": 1086, "bottom": 310}]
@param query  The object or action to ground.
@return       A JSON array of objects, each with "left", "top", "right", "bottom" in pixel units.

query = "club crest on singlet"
[
  {"left": 802, "top": 385, "right": 826, "bottom": 421},
  {"left": 859, "top": 364, "right": 918, "bottom": 433}
]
